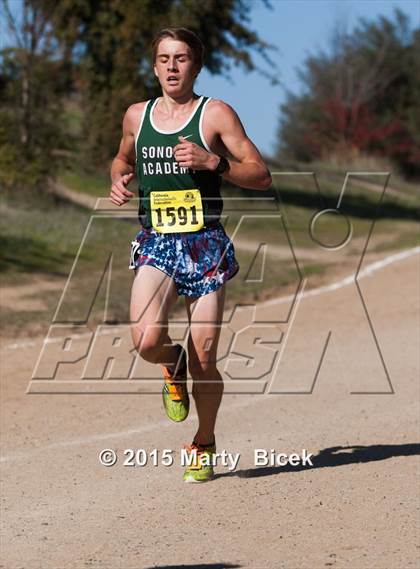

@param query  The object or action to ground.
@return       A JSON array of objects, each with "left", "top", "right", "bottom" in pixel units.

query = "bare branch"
[{"left": 0, "top": 0, "right": 23, "bottom": 48}]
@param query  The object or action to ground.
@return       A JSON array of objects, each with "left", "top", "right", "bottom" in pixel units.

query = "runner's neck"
[
  {"left": 157, "top": 92, "right": 200, "bottom": 118},
  {"left": 152, "top": 94, "right": 202, "bottom": 133}
]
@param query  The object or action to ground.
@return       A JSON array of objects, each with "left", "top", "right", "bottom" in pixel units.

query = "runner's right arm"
[{"left": 109, "top": 104, "right": 142, "bottom": 206}]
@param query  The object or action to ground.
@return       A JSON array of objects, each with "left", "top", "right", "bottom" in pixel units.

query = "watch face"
[{"left": 217, "top": 156, "right": 228, "bottom": 174}]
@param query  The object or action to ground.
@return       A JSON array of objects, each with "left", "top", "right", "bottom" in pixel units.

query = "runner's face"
[{"left": 154, "top": 38, "right": 200, "bottom": 96}]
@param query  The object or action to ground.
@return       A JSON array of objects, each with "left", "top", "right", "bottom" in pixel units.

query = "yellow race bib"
[{"left": 150, "top": 189, "right": 204, "bottom": 233}]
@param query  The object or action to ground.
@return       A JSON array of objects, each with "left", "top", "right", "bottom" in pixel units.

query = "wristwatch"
[{"left": 215, "top": 156, "right": 229, "bottom": 175}]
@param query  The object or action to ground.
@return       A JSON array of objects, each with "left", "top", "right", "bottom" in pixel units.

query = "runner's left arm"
[
  {"left": 209, "top": 101, "right": 271, "bottom": 190},
  {"left": 173, "top": 100, "right": 271, "bottom": 190}
]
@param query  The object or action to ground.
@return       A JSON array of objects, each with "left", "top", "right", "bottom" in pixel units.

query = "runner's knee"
[{"left": 134, "top": 326, "right": 167, "bottom": 362}]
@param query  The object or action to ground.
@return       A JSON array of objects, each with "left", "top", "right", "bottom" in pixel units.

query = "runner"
[{"left": 110, "top": 27, "right": 271, "bottom": 482}]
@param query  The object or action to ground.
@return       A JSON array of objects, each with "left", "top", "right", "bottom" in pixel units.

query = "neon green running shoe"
[
  {"left": 183, "top": 441, "right": 216, "bottom": 483},
  {"left": 161, "top": 345, "right": 189, "bottom": 422}
]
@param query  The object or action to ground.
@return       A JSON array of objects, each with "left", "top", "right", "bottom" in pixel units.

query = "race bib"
[{"left": 150, "top": 189, "right": 204, "bottom": 233}]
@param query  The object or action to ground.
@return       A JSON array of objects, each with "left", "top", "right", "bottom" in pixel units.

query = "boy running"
[{"left": 110, "top": 28, "right": 271, "bottom": 482}]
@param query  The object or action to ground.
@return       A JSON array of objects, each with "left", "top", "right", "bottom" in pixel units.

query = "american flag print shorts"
[{"left": 129, "top": 221, "right": 239, "bottom": 298}]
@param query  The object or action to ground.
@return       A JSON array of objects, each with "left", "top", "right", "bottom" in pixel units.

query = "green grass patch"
[
  {"left": 0, "top": 193, "right": 93, "bottom": 279},
  {"left": 1, "top": 180, "right": 418, "bottom": 339},
  {"left": 0, "top": 234, "right": 72, "bottom": 275},
  {"left": 267, "top": 157, "right": 420, "bottom": 201}
]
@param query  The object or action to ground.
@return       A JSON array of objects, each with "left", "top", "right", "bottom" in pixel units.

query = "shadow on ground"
[
  {"left": 225, "top": 182, "right": 420, "bottom": 222},
  {"left": 146, "top": 563, "right": 242, "bottom": 569},
  {"left": 216, "top": 443, "right": 420, "bottom": 479}
]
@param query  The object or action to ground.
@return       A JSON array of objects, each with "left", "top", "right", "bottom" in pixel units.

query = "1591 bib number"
[{"left": 150, "top": 189, "right": 204, "bottom": 233}]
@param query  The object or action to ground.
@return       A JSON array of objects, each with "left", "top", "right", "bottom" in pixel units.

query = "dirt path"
[
  {"left": 1, "top": 248, "right": 419, "bottom": 569},
  {"left": 0, "top": 275, "right": 65, "bottom": 313}
]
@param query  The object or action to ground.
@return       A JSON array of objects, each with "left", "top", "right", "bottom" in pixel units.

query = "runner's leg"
[
  {"left": 130, "top": 265, "right": 180, "bottom": 370},
  {"left": 185, "top": 285, "right": 226, "bottom": 444}
]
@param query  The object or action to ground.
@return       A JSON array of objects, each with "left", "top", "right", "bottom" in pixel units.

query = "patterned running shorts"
[{"left": 129, "top": 221, "right": 240, "bottom": 298}]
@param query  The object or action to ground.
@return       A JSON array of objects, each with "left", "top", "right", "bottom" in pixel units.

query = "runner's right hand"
[{"left": 109, "top": 173, "right": 135, "bottom": 206}]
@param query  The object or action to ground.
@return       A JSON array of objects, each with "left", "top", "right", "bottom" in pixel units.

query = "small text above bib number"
[{"left": 150, "top": 189, "right": 204, "bottom": 233}]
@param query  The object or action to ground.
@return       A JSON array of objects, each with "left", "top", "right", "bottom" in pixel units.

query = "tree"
[
  {"left": 1, "top": 0, "right": 275, "bottom": 187},
  {"left": 0, "top": 0, "right": 71, "bottom": 189},
  {"left": 43, "top": 0, "right": 276, "bottom": 167},
  {"left": 277, "top": 9, "right": 420, "bottom": 177}
]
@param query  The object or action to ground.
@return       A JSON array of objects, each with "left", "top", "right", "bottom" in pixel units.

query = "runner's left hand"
[{"left": 173, "top": 136, "right": 219, "bottom": 171}]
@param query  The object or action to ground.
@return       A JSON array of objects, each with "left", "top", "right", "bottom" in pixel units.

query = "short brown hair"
[{"left": 151, "top": 28, "right": 204, "bottom": 68}]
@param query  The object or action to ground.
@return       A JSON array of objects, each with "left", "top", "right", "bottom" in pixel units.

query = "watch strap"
[{"left": 215, "top": 156, "right": 229, "bottom": 174}]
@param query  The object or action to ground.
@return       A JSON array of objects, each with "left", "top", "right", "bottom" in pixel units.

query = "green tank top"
[{"left": 135, "top": 95, "right": 223, "bottom": 228}]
